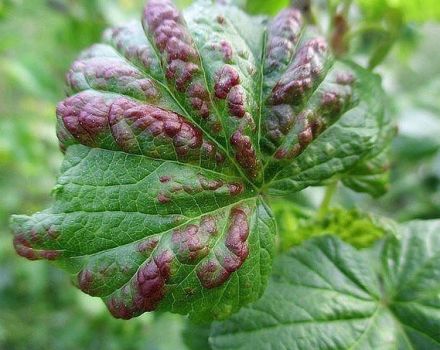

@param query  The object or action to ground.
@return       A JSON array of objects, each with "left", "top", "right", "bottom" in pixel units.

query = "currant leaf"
[{"left": 10, "top": 0, "right": 392, "bottom": 321}]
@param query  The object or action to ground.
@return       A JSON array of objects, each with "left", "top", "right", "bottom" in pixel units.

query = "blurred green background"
[{"left": 0, "top": 1, "right": 439, "bottom": 349}]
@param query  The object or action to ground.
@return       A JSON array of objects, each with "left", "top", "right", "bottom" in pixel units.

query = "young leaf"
[
  {"left": 211, "top": 220, "right": 440, "bottom": 349},
  {"left": 273, "top": 206, "right": 394, "bottom": 250},
  {"left": 10, "top": 0, "right": 392, "bottom": 321}
]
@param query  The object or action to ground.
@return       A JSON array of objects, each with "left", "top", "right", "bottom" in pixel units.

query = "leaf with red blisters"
[{"left": 11, "top": 0, "right": 391, "bottom": 322}]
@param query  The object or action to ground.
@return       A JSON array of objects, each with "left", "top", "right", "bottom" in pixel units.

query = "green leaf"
[
  {"left": 11, "top": 145, "right": 275, "bottom": 321},
  {"left": 211, "top": 220, "right": 440, "bottom": 349},
  {"left": 244, "top": 0, "right": 290, "bottom": 16},
  {"left": 273, "top": 206, "right": 394, "bottom": 250},
  {"left": 10, "top": 0, "right": 391, "bottom": 321},
  {"left": 265, "top": 61, "right": 392, "bottom": 195},
  {"left": 341, "top": 109, "right": 397, "bottom": 197},
  {"left": 183, "top": 320, "right": 212, "bottom": 350},
  {"left": 356, "top": 0, "right": 440, "bottom": 22}
]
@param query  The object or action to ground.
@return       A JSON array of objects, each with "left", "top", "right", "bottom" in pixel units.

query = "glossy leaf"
[
  {"left": 10, "top": 0, "right": 391, "bottom": 321},
  {"left": 211, "top": 220, "right": 440, "bottom": 349}
]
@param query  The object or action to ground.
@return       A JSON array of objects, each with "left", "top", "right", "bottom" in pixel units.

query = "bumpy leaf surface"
[
  {"left": 211, "top": 220, "right": 440, "bottom": 349},
  {"left": 11, "top": 0, "right": 391, "bottom": 320}
]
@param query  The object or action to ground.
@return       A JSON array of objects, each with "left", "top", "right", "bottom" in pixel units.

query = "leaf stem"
[{"left": 318, "top": 181, "right": 338, "bottom": 219}]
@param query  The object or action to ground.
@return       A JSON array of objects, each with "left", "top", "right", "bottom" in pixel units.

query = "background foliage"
[{"left": 0, "top": 0, "right": 439, "bottom": 349}]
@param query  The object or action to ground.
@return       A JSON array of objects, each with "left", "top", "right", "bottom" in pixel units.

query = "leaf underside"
[
  {"left": 211, "top": 220, "right": 440, "bottom": 349},
  {"left": 10, "top": 0, "right": 392, "bottom": 321}
]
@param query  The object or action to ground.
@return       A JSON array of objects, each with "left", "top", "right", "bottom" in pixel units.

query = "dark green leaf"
[{"left": 211, "top": 220, "right": 440, "bottom": 349}]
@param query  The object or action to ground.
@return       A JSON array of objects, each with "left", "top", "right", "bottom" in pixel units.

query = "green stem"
[
  {"left": 318, "top": 181, "right": 338, "bottom": 219},
  {"left": 346, "top": 23, "right": 389, "bottom": 41}
]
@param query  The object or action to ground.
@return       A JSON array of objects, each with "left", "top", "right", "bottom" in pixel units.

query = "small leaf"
[
  {"left": 211, "top": 220, "right": 440, "bottom": 349},
  {"left": 273, "top": 206, "right": 393, "bottom": 250}
]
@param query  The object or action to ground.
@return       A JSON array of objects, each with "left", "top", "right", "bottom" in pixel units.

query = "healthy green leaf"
[
  {"left": 10, "top": 0, "right": 392, "bottom": 321},
  {"left": 211, "top": 220, "right": 440, "bottom": 349}
]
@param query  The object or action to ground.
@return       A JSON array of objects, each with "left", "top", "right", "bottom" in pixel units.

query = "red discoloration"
[
  {"left": 159, "top": 176, "right": 171, "bottom": 183},
  {"left": 40, "top": 251, "right": 60, "bottom": 260},
  {"left": 270, "top": 37, "right": 328, "bottom": 105},
  {"left": 319, "top": 73, "right": 354, "bottom": 116},
  {"left": 220, "top": 40, "right": 233, "bottom": 62},
  {"left": 298, "top": 127, "right": 313, "bottom": 146},
  {"left": 336, "top": 71, "right": 355, "bottom": 85},
  {"left": 144, "top": 0, "right": 212, "bottom": 120},
  {"left": 172, "top": 216, "right": 217, "bottom": 263},
  {"left": 106, "top": 285, "right": 137, "bottom": 319},
  {"left": 78, "top": 269, "right": 94, "bottom": 293},
  {"left": 321, "top": 91, "right": 347, "bottom": 115},
  {"left": 104, "top": 23, "right": 157, "bottom": 71},
  {"left": 228, "top": 182, "right": 244, "bottom": 196},
  {"left": 134, "top": 250, "right": 174, "bottom": 311},
  {"left": 227, "top": 86, "right": 246, "bottom": 118},
  {"left": 199, "top": 176, "right": 224, "bottom": 191},
  {"left": 266, "top": 105, "right": 295, "bottom": 142},
  {"left": 265, "top": 8, "right": 302, "bottom": 74},
  {"left": 220, "top": 253, "right": 242, "bottom": 272},
  {"left": 276, "top": 110, "right": 318, "bottom": 160},
  {"left": 157, "top": 192, "right": 171, "bottom": 204},
  {"left": 137, "top": 236, "right": 159, "bottom": 254},
  {"left": 109, "top": 97, "right": 203, "bottom": 155},
  {"left": 67, "top": 55, "right": 159, "bottom": 101},
  {"left": 269, "top": 69, "right": 354, "bottom": 162},
  {"left": 13, "top": 235, "right": 38, "bottom": 260},
  {"left": 211, "top": 40, "right": 233, "bottom": 62},
  {"left": 197, "top": 258, "right": 229, "bottom": 289},
  {"left": 214, "top": 66, "right": 240, "bottom": 99},
  {"left": 230, "top": 131, "right": 260, "bottom": 178},
  {"left": 107, "top": 96, "right": 204, "bottom": 157},
  {"left": 225, "top": 208, "right": 249, "bottom": 259},
  {"left": 201, "top": 141, "right": 225, "bottom": 163},
  {"left": 29, "top": 229, "right": 41, "bottom": 243},
  {"left": 188, "top": 83, "right": 210, "bottom": 119},
  {"left": 57, "top": 93, "right": 109, "bottom": 147},
  {"left": 275, "top": 148, "right": 288, "bottom": 159},
  {"left": 166, "top": 61, "right": 199, "bottom": 92},
  {"left": 196, "top": 208, "right": 250, "bottom": 289},
  {"left": 13, "top": 234, "right": 60, "bottom": 261}
]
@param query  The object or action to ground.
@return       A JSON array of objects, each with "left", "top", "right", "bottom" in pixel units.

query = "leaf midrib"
[{"left": 66, "top": 196, "right": 256, "bottom": 260}]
